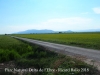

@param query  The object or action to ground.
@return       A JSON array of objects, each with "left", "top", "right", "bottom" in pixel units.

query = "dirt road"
[{"left": 12, "top": 36, "right": 100, "bottom": 70}]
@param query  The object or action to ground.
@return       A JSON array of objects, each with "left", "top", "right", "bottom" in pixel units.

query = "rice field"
[
  {"left": 14, "top": 33, "right": 100, "bottom": 50},
  {"left": 0, "top": 35, "right": 99, "bottom": 75}
]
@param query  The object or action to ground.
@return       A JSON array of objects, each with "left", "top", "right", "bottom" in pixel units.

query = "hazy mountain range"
[
  {"left": 75, "top": 29, "right": 100, "bottom": 32},
  {"left": 16, "top": 29, "right": 55, "bottom": 34},
  {"left": 15, "top": 29, "right": 100, "bottom": 34}
]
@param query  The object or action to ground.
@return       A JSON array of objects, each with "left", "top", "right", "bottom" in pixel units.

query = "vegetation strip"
[
  {"left": 13, "top": 33, "right": 100, "bottom": 50},
  {"left": 12, "top": 36, "right": 100, "bottom": 61},
  {"left": 0, "top": 35, "right": 99, "bottom": 75}
]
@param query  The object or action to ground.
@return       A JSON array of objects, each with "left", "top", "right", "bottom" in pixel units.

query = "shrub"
[{"left": 0, "top": 49, "right": 20, "bottom": 62}]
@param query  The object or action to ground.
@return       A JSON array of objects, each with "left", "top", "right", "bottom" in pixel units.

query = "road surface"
[{"left": 12, "top": 36, "right": 100, "bottom": 70}]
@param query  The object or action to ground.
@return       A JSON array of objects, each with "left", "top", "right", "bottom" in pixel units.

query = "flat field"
[
  {"left": 0, "top": 35, "right": 99, "bottom": 75},
  {"left": 14, "top": 33, "right": 100, "bottom": 50}
]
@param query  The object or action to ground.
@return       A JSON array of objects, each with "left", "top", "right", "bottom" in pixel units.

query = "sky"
[{"left": 0, "top": 0, "right": 100, "bottom": 34}]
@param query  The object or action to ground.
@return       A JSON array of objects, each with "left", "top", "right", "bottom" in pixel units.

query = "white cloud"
[
  {"left": 93, "top": 7, "right": 100, "bottom": 14},
  {"left": 4, "top": 25, "right": 41, "bottom": 33},
  {"left": 40, "top": 17, "right": 92, "bottom": 31},
  {"left": 0, "top": 26, "right": 15, "bottom": 34},
  {"left": 42, "top": 17, "right": 91, "bottom": 25},
  {"left": 0, "top": 17, "right": 93, "bottom": 34}
]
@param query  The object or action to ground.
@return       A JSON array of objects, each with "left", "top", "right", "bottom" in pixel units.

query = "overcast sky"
[{"left": 0, "top": 0, "right": 100, "bottom": 34}]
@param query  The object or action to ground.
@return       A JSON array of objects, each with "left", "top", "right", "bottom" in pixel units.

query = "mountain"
[
  {"left": 54, "top": 30, "right": 73, "bottom": 33},
  {"left": 65, "top": 30, "right": 73, "bottom": 33},
  {"left": 14, "top": 29, "right": 100, "bottom": 34},
  {"left": 76, "top": 29, "right": 100, "bottom": 32},
  {"left": 16, "top": 29, "right": 55, "bottom": 34}
]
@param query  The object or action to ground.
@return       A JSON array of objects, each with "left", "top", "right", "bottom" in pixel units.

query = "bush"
[{"left": 0, "top": 49, "right": 20, "bottom": 62}]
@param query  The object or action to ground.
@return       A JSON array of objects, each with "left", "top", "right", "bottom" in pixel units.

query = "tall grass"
[
  {"left": 0, "top": 35, "right": 99, "bottom": 75},
  {"left": 0, "top": 35, "right": 33, "bottom": 62},
  {"left": 14, "top": 33, "right": 100, "bottom": 50}
]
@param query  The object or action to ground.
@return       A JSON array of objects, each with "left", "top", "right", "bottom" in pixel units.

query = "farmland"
[
  {"left": 14, "top": 33, "right": 100, "bottom": 50},
  {"left": 0, "top": 35, "right": 99, "bottom": 75}
]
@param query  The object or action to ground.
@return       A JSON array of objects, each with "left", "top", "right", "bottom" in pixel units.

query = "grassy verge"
[
  {"left": 0, "top": 35, "right": 99, "bottom": 75},
  {"left": 13, "top": 33, "right": 100, "bottom": 50}
]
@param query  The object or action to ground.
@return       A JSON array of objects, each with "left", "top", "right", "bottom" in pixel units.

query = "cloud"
[
  {"left": 93, "top": 7, "right": 100, "bottom": 14},
  {"left": 42, "top": 17, "right": 91, "bottom": 25},
  {"left": 40, "top": 17, "right": 92, "bottom": 31},
  {"left": 5, "top": 25, "right": 41, "bottom": 33},
  {"left": 0, "top": 26, "right": 16, "bottom": 34},
  {"left": 0, "top": 17, "right": 93, "bottom": 34}
]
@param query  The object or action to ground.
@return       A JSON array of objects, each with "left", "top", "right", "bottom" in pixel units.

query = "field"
[
  {"left": 0, "top": 35, "right": 99, "bottom": 75},
  {"left": 14, "top": 33, "right": 100, "bottom": 50}
]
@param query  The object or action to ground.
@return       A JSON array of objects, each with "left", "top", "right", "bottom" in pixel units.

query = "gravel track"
[{"left": 12, "top": 36, "right": 100, "bottom": 70}]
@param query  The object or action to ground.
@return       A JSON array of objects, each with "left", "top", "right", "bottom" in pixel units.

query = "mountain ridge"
[
  {"left": 16, "top": 29, "right": 54, "bottom": 34},
  {"left": 14, "top": 29, "right": 100, "bottom": 34}
]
